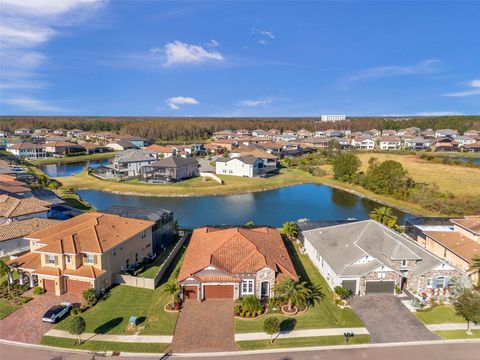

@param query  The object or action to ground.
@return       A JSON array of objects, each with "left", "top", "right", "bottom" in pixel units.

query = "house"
[
  {"left": 178, "top": 226, "right": 297, "bottom": 300},
  {"left": 44, "top": 141, "right": 86, "bottom": 157},
  {"left": 435, "top": 129, "right": 459, "bottom": 139},
  {"left": 79, "top": 143, "right": 112, "bottom": 154},
  {"left": 297, "top": 129, "right": 313, "bottom": 139},
  {"left": 379, "top": 136, "right": 402, "bottom": 150},
  {"left": 0, "top": 218, "right": 59, "bottom": 256},
  {"left": 6, "top": 142, "right": 46, "bottom": 159},
  {"left": 145, "top": 144, "right": 175, "bottom": 158},
  {"left": 382, "top": 129, "right": 397, "bottom": 136},
  {"left": 431, "top": 138, "right": 459, "bottom": 152},
  {"left": 464, "top": 130, "right": 480, "bottom": 138},
  {"left": 7, "top": 212, "right": 154, "bottom": 295},
  {"left": 216, "top": 156, "right": 270, "bottom": 177},
  {"left": 252, "top": 129, "right": 268, "bottom": 137},
  {"left": 236, "top": 129, "right": 251, "bottom": 136},
  {"left": 213, "top": 130, "right": 235, "bottom": 140},
  {"left": 461, "top": 142, "right": 480, "bottom": 153},
  {"left": 0, "top": 195, "right": 51, "bottom": 224},
  {"left": 66, "top": 129, "right": 85, "bottom": 138},
  {"left": 301, "top": 220, "right": 463, "bottom": 297},
  {"left": 454, "top": 136, "right": 476, "bottom": 146},
  {"left": 139, "top": 156, "right": 199, "bottom": 183},
  {"left": 110, "top": 149, "right": 158, "bottom": 177},
  {"left": 0, "top": 180, "right": 32, "bottom": 198},
  {"left": 352, "top": 136, "right": 375, "bottom": 150},
  {"left": 118, "top": 135, "right": 148, "bottom": 148},
  {"left": 365, "top": 129, "right": 381, "bottom": 137},
  {"left": 0, "top": 131, "right": 8, "bottom": 138},
  {"left": 14, "top": 128, "right": 32, "bottom": 136},
  {"left": 104, "top": 206, "right": 174, "bottom": 253},
  {"left": 267, "top": 129, "right": 281, "bottom": 137},
  {"left": 106, "top": 140, "right": 138, "bottom": 151},
  {"left": 320, "top": 115, "right": 346, "bottom": 122},
  {"left": 406, "top": 216, "right": 480, "bottom": 285},
  {"left": 231, "top": 146, "right": 278, "bottom": 168},
  {"left": 404, "top": 137, "right": 432, "bottom": 151},
  {"left": 53, "top": 128, "right": 68, "bottom": 136},
  {"left": 272, "top": 133, "right": 297, "bottom": 142}
]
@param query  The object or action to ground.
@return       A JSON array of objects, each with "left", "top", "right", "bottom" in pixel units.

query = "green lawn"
[
  {"left": 415, "top": 306, "right": 464, "bottom": 324},
  {"left": 29, "top": 152, "right": 115, "bottom": 165},
  {"left": 135, "top": 241, "right": 178, "bottom": 278},
  {"left": 435, "top": 330, "right": 480, "bottom": 339},
  {"left": 55, "top": 243, "right": 187, "bottom": 336},
  {"left": 41, "top": 336, "right": 168, "bottom": 353},
  {"left": 237, "top": 334, "right": 370, "bottom": 350},
  {"left": 0, "top": 299, "right": 19, "bottom": 320},
  {"left": 235, "top": 241, "right": 363, "bottom": 333}
]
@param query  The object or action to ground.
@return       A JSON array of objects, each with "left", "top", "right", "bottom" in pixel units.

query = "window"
[
  {"left": 435, "top": 277, "right": 446, "bottom": 289},
  {"left": 65, "top": 255, "right": 71, "bottom": 264},
  {"left": 141, "top": 231, "right": 146, "bottom": 239},
  {"left": 84, "top": 254, "right": 95, "bottom": 264},
  {"left": 47, "top": 255, "right": 56, "bottom": 265},
  {"left": 242, "top": 279, "right": 254, "bottom": 294},
  {"left": 401, "top": 260, "right": 407, "bottom": 268}
]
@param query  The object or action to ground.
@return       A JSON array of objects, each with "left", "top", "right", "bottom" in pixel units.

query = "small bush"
[
  {"left": 82, "top": 288, "right": 97, "bottom": 306},
  {"left": 334, "top": 286, "right": 351, "bottom": 300},
  {"left": 32, "top": 286, "right": 44, "bottom": 295},
  {"left": 79, "top": 304, "right": 90, "bottom": 313},
  {"left": 71, "top": 307, "right": 80, "bottom": 316}
]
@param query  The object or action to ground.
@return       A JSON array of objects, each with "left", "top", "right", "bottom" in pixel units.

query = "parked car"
[{"left": 42, "top": 302, "right": 72, "bottom": 323}]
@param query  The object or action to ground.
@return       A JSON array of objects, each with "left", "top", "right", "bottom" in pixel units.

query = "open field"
[
  {"left": 29, "top": 152, "right": 116, "bottom": 165},
  {"left": 235, "top": 241, "right": 363, "bottom": 333},
  {"left": 415, "top": 306, "right": 464, "bottom": 324}
]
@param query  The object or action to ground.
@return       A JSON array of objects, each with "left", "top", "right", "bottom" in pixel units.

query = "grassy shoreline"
[{"left": 29, "top": 152, "right": 116, "bottom": 165}]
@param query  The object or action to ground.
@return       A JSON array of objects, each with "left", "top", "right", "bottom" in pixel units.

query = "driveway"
[
  {"left": 170, "top": 299, "right": 237, "bottom": 353},
  {"left": 0, "top": 292, "right": 82, "bottom": 344},
  {"left": 350, "top": 295, "right": 439, "bottom": 343}
]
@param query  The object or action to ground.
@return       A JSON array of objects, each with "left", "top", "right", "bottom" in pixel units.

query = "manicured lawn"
[
  {"left": 54, "top": 187, "right": 92, "bottom": 210},
  {"left": 0, "top": 299, "right": 19, "bottom": 320},
  {"left": 135, "top": 241, "right": 178, "bottom": 278},
  {"left": 41, "top": 336, "right": 168, "bottom": 353},
  {"left": 415, "top": 306, "right": 464, "bottom": 324},
  {"left": 237, "top": 334, "right": 370, "bottom": 350},
  {"left": 235, "top": 241, "right": 364, "bottom": 333},
  {"left": 29, "top": 152, "right": 115, "bottom": 165},
  {"left": 435, "top": 330, "right": 480, "bottom": 339},
  {"left": 55, "top": 243, "right": 187, "bottom": 335}
]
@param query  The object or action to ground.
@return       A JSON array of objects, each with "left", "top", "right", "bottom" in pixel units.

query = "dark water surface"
[
  {"left": 40, "top": 159, "right": 110, "bottom": 177},
  {"left": 77, "top": 184, "right": 408, "bottom": 228}
]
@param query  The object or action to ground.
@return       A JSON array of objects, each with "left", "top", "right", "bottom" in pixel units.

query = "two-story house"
[
  {"left": 216, "top": 156, "right": 266, "bottom": 177},
  {"left": 110, "top": 149, "right": 158, "bottom": 177},
  {"left": 0, "top": 195, "right": 51, "bottom": 225},
  {"left": 8, "top": 212, "right": 154, "bottom": 295},
  {"left": 378, "top": 136, "right": 402, "bottom": 150},
  {"left": 7, "top": 142, "right": 47, "bottom": 159},
  {"left": 139, "top": 156, "right": 199, "bottom": 183},
  {"left": 178, "top": 227, "right": 297, "bottom": 300},
  {"left": 44, "top": 141, "right": 86, "bottom": 157}
]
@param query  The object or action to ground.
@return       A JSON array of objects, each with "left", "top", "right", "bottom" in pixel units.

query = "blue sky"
[{"left": 0, "top": 0, "right": 479, "bottom": 116}]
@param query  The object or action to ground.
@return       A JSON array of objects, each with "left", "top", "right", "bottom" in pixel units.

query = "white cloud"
[
  {"left": 208, "top": 39, "right": 219, "bottom": 47},
  {"left": 165, "top": 96, "right": 200, "bottom": 110},
  {"left": 415, "top": 111, "right": 464, "bottom": 116},
  {"left": 163, "top": 41, "right": 224, "bottom": 66},
  {"left": 348, "top": 59, "right": 441, "bottom": 81},
  {"left": 1, "top": 96, "right": 61, "bottom": 112},
  {"left": 251, "top": 28, "right": 275, "bottom": 45},
  {"left": 239, "top": 97, "right": 273, "bottom": 107},
  {"left": 0, "top": 0, "right": 102, "bottom": 18},
  {"left": 443, "top": 79, "right": 480, "bottom": 97}
]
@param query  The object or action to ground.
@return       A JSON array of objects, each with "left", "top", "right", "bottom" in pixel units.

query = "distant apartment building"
[{"left": 321, "top": 115, "right": 346, "bottom": 122}]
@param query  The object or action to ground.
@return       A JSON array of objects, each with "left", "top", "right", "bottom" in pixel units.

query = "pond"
[
  {"left": 447, "top": 157, "right": 480, "bottom": 165},
  {"left": 40, "top": 159, "right": 111, "bottom": 178},
  {"left": 77, "top": 184, "right": 409, "bottom": 228}
]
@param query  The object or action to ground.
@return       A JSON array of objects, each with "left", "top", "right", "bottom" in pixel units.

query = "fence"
[{"left": 114, "top": 230, "right": 190, "bottom": 289}]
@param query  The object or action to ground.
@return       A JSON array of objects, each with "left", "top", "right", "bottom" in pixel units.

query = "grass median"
[{"left": 434, "top": 330, "right": 480, "bottom": 339}]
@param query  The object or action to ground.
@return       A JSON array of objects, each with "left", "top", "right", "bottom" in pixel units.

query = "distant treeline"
[{"left": 0, "top": 115, "right": 479, "bottom": 142}]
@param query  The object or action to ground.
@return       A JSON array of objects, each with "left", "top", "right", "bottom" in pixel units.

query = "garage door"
[
  {"left": 204, "top": 285, "right": 233, "bottom": 299},
  {"left": 341, "top": 280, "right": 357, "bottom": 295},
  {"left": 66, "top": 279, "right": 91, "bottom": 294},
  {"left": 365, "top": 281, "right": 395, "bottom": 295},
  {"left": 183, "top": 285, "right": 198, "bottom": 300},
  {"left": 43, "top": 279, "right": 55, "bottom": 293}
]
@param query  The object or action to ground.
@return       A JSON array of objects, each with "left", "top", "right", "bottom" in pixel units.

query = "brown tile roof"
[
  {"left": 451, "top": 216, "right": 480, "bottom": 235},
  {"left": 0, "top": 181, "right": 31, "bottom": 194},
  {"left": 178, "top": 227, "right": 297, "bottom": 282},
  {"left": 29, "top": 212, "right": 154, "bottom": 254},
  {"left": 425, "top": 231, "right": 480, "bottom": 264},
  {"left": 233, "top": 147, "right": 278, "bottom": 160},
  {"left": 33, "top": 266, "right": 62, "bottom": 277},
  {"left": 195, "top": 274, "right": 240, "bottom": 282},
  {"left": 0, "top": 195, "right": 51, "bottom": 218},
  {"left": 0, "top": 218, "right": 60, "bottom": 242},
  {"left": 145, "top": 144, "right": 174, "bottom": 153},
  {"left": 64, "top": 265, "right": 106, "bottom": 279},
  {"left": 7, "top": 252, "right": 41, "bottom": 270}
]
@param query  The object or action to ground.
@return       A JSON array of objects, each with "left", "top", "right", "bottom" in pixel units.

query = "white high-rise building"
[{"left": 321, "top": 115, "right": 346, "bottom": 122}]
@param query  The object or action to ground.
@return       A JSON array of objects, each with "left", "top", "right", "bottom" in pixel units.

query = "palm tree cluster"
[
  {"left": 282, "top": 222, "right": 299, "bottom": 241},
  {"left": 274, "top": 278, "right": 324, "bottom": 312},
  {"left": 369, "top": 206, "right": 401, "bottom": 232}
]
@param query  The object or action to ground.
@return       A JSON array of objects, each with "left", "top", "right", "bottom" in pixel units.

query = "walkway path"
[
  {"left": 235, "top": 327, "right": 369, "bottom": 341},
  {"left": 426, "top": 323, "right": 480, "bottom": 331},
  {"left": 45, "top": 329, "right": 172, "bottom": 343}
]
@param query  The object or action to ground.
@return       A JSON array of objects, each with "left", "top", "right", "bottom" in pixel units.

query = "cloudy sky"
[{"left": 0, "top": 0, "right": 479, "bottom": 116}]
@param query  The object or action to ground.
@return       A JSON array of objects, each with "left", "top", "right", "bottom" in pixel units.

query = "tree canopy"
[{"left": 332, "top": 153, "right": 361, "bottom": 182}]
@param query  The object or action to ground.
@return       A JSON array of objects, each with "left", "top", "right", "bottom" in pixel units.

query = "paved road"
[
  {"left": 1, "top": 341, "right": 480, "bottom": 360},
  {"left": 349, "top": 295, "right": 438, "bottom": 343}
]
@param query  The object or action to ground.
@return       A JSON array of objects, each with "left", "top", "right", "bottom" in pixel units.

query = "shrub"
[
  {"left": 79, "top": 304, "right": 90, "bottom": 313},
  {"left": 82, "top": 288, "right": 97, "bottom": 306},
  {"left": 234, "top": 304, "right": 242, "bottom": 315},
  {"left": 32, "top": 286, "right": 44, "bottom": 295},
  {"left": 71, "top": 307, "right": 80, "bottom": 316},
  {"left": 334, "top": 286, "right": 351, "bottom": 300},
  {"left": 242, "top": 295, "right": 261, "bottom": 313},
  {"left": 264, "top": 317, "right": 281, "bottom": 344},
  {"left": 394, "top": 285, "right": 401, "bottom": 295}
]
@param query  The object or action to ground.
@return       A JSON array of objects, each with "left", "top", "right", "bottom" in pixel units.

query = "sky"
[{"left": 0, "top": 0, "right": 479, "bottom": 117}]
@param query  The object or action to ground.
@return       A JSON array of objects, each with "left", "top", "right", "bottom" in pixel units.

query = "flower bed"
[
  {"left": 234, "top": 304, "right": 267, "bottom": 319},
  {"left": 164, "top": 302, "right": 181, "bottom": 313},
  {"left": 281, "top": 305, "right": 298, "bottom": 315}
]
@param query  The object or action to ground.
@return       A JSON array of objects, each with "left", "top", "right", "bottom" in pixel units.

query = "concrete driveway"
[
  {"left": 349, "top": 295, "right": 439, "bottom": 343},
  {"left": 0, "top": 292, "right": 82, "bottom": 344},
  {"left": 170, "top": 299, "right": 237, "bottom": 353}
]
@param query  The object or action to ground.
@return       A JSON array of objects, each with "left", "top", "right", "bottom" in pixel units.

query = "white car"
[{"left": 42, "top": 302, "right": 72, "bottom": 323}]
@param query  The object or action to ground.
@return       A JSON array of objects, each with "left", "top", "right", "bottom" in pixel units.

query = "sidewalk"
[
  {"left": 235, "top": 327, "right": 369, "bottom": 341},
  {"left": 426, "top": 323, "right": 480, "bottom": 331},
  {"left": 44, "top": 329, "right": 173, "bottom": 343}
]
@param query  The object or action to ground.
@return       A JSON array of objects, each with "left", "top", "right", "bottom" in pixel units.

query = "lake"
[
  {"left": 77, "top": 184, "right": 408, "bottom": 228},
  {"left": 448, "top": 157, "right": 480, "bottom": 165},
  {"left": 40, "top": 159, "right": 111, "bottom": 177}
]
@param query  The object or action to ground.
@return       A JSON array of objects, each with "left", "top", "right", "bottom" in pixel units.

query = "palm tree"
[
  {"left": 164, "top": 281, "right": 180, "bottom": 307},
  {"left": 470, "top": 256, "right": 480, "bottom": 286},
  {"left": 282, "top": 222, "right": 298, "bottom": 241},
  {"left": 0, "top": 260, "right": 12, "bottom": 295},
  {"left": 369, "top": 207, "right": 399, "bottom": 230},
  {"left": 274, "top": 278, "right": 313, "bottom": 312}
]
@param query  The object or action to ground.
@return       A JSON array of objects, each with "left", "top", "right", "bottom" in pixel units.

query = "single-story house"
[
  {"left": 8, "top": 212, "right": 154, "bottom": 295},
  {"left": 178, "top": 226, "right": 297, "bottom": 300},
  {"left": 118, "top": 135, "right": 148, "bottom": 148},
  {"left": 301, "top": 220, "right": 463, "bottom": 297},
  {"left": 106, "top": 140, "right": 138, "bottom": 151},
  {"left": 144, "top": 144, "right": 175, "bottom": 158},
  {"left": 139, "top": 156, "right": 199, "bottom": 183},
  {"left": 0, "top": 195, "right": 51, "bottom": 225},
  {"left": 44, "top": 141, "right": 86, "bottom": 157}
]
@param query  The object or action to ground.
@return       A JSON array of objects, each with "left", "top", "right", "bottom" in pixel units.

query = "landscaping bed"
[{"left": 0, "top": 282, "right": 33, "bottom": 319}]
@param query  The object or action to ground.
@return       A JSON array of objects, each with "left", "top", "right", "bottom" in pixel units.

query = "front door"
[{"left": 261, "top": 281, "right": 270, "bottom": 298}]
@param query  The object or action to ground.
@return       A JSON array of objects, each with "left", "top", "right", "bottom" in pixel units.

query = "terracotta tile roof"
[
  {"left": 178, "top": 227, "right": 297, "bottom": 282},
  {"left": 425, "top": 231, "right": 480, "bottom": 264},
  {"left": 0, "top": 195, "right": 50, "bottom": 218},
  {"left": 0, "top": 181, "right": 31, "bottom": 194},
  {"left": 145, "top": 144, "right": 174, "bottom": 153},
  {"left": 195, "top": 274, "right": 240, "bottom": 282},
  {"left": 29, "top": 212, "right": 154, "bottom": 254},
  {"left": 0, "top": 218, "right": 60, "bottom": 242},
  {"left": 63, "top": 265, "right": 106, "bottom": 279},
  {"left": 233, "top": 147, "right": 278, "bottom": 160},
  {"left": 7, "top": 252, "right": 41, "bottom": 270},
  {"left": 451, "top": 216, "right": 480, "bottom": 235},
  {"left": 33, "top": 266, "right": 62, "bottom": 277}
]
